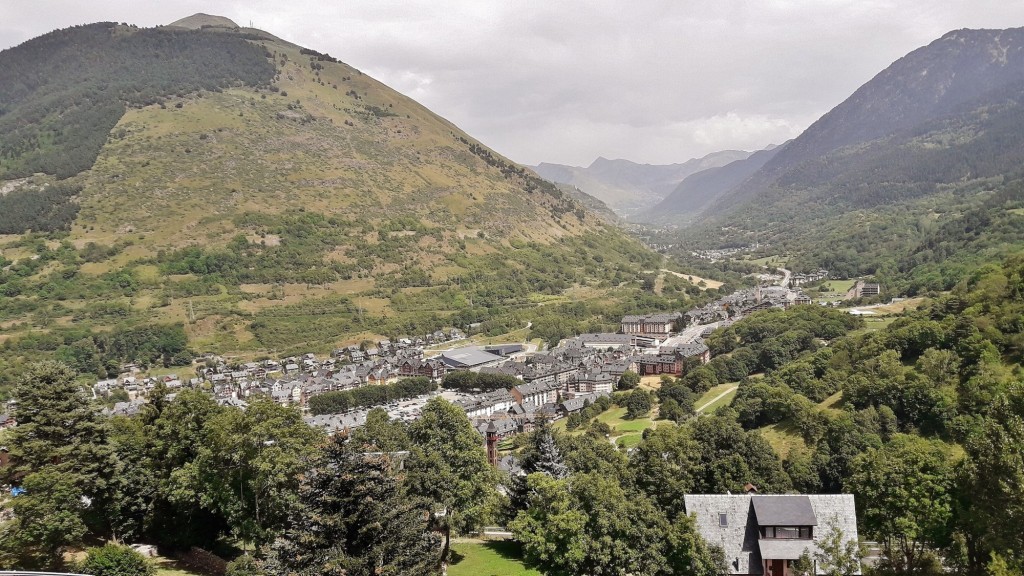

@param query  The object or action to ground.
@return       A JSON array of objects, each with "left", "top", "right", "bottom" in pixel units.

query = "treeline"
[
  {"left": 2, "top": 323, "right": 191, "bottom": 380},
  {"left": 307, "top": 377, "right": 436, "bottom": 415},
  {"left": 0, "top": 366, "right": 499, "bottom": 575},
  {"left": 0, "top": 182, "right": 81, "bottom": 234},
  {"left": 441, "top": 370, "right": 521, "bottom": 392},
  {"left": 680, "top": 306, "right": 864, "bottom": 394},
  {"left": 0, "top": 22, "right": 275, "bottom": 178}
]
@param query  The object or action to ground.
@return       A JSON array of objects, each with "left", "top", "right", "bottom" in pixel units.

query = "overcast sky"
[{"left": 3, "top": 1, "right": 1024, "bottom": 166}]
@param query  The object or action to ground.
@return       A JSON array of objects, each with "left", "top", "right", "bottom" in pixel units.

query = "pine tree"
[
  {"left": 532, "top": 430, "right": 568, "bottom": 480},
  {"left": 266, "top": 437, "right": 439, "bottom": 576},
  {"left": 0, "top": 361, "right": 110, "bottom": 569}
]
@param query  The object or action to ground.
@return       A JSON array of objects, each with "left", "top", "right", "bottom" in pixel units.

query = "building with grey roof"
[
  {"left": 438, "top": 347, "right": 505, "bottom": 370},
  {"left": 684, "top": 493, "right": 860, "bottom": 575}
]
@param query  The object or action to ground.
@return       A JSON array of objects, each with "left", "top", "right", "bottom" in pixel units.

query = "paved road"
[
  {"left": 777, "top": 267, "right": 792, "bottom": 288},
  {"left": 696, "top": 385, "right": 738, "bottom": 413}
]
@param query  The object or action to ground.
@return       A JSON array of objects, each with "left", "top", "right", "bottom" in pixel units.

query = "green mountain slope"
[
  {"left": 664, "top": 27, "right": 1024, "bottom": 283},
  {"left": 0, "top": 18, "right": 684, "bottom": 392}
]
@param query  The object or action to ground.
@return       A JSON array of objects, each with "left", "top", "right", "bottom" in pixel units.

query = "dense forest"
[
  {"left": 0, "top": 182, "right": 81, "bottom": 233},
  {"left": 0, "top": 22, "right": 275, "bottom": 179}
]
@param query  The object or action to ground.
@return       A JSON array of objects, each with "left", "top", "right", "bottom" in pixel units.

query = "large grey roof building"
[{"left": 684, "top": 493, "right": 860, "bottom": 576}]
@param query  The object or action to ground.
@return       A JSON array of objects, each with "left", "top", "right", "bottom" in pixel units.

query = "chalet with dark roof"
[{"left": 684, "top": 494, "right": 860, "bottom": 576}]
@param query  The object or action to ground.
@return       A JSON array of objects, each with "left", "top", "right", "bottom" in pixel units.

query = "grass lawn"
[
  {"left": 617, "top": 433, "right": 644, "bottom": 448},
  {"left": 759, "top": 392, "right": 846, "bottom": 457},
  {"left": 449, "top": 541, "right": 542, "bottom": 576},
  {"left": 696, "top": 383, "right": 737, "bottom": 408},
  {"left": 818, "top": 279, "right": 856, "bottom": 293},
  {"left": 851, "top": 315, "right": 899, "bottom": 336},
  {"left": 699, "top": 389, "right": 737, "bottom": 413},
  {"left": 759, "top": 421, "right": 808, "bottom": 458},
  {"left": 153, "top": 555, "right": 205, "bottom": 576},
  {"left": 553, "top": 405, "right": 659, "bottom": 446}
]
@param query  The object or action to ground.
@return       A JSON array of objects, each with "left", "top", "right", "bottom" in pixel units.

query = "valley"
[{"left": 0, "top": 10, "right": 1023, "bottom": 576}]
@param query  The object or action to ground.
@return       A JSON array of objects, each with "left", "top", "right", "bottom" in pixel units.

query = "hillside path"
[{"left": 695, "top": 385, "right": 738, "bottom": 413}]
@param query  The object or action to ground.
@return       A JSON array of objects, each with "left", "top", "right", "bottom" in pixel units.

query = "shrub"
[{"left": 79, "top": 543, "right": 154, "bottom": 576}]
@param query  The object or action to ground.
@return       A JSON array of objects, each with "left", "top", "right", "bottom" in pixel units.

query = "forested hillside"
[
  {"left": 653, "top": 28, "right": 1024, "bottom": 289},
  {"left": 0, "top": 22, "right": 275, "bottom": 179}
]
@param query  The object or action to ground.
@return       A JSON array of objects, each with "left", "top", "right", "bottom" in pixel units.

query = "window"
[
  {"left": 776, "top": 527, "right": 799, "bottom": 539},
  {"left": 799, "top": 527, "right": 812, "bottom": 539},
  {"left": 719, "top": 513, "right": 728, "bottom": 527}
]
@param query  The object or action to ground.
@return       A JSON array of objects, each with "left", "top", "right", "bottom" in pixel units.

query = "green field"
[
  {"left": 449, "top": 541, "right": 542, "bottom": 576},
  {"left": 553, "top": 404, "right": 659, "bottom": 448},
  {"left": 758, "top": 392, "right": 846, "bottom": 457},
  {"left": 851, "top": 315, "right": 899, "bottom": 336},
  {"left": 741, "top": 255, "right": 789, "bottom": 267}
]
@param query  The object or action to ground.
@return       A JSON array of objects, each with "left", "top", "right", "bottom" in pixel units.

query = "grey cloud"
[{"left": 3, "top": 0, "right": 1024, "bottom": 165}]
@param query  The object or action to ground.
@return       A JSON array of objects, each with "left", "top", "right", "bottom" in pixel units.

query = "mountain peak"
[{"left": 168, "top": 13, "right": 239, "bottom": 29}]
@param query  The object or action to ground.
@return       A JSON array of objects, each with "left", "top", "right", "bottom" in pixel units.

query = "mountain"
[
  {"left": 641, "top": 144, "right": 785, "bottom": 225},
  {"left": 665, "top": 27, "right": 1024, "bottom": 285},
  {"left": 167, "top": 13, "right": 240, "bottom": 29},
  {"left": 531, "top": 150, "right": 751, "bottom": 218},
  {"left": 0, "top": 17, "right": 676, "bottom": 382},
  {"left": 704, "top": 27, "right": 1024, "bottom": 219}
]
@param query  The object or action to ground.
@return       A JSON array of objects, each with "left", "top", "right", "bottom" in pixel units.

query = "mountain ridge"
[
  {"left": 531, "top": 149, "right": 752, "bottom": 218},
  {"left": 703, "top": 26, "right": 1024, "bottom": 218},
  {"left": 0, "top": 20, "right": 675, "bottom": 367}
]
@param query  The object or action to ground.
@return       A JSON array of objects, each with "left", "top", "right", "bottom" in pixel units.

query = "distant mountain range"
[
  {"left": 530, "top": 150, "right": 751, "bottom": 218},
  {"left": 642, "top": 143, "right": 787, "bottom": 224},
  {"left": 644, "top": 27, "right": 1024, "bottom": 247},
  {"left": 643, "top": 26, "right": 1024, "bottom": 291}
]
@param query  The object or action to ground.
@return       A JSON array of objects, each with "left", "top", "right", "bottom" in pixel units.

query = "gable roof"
[
  {"left": 752, "top": 495, "right": 817, "bottom": 526},
  {"left": 684, "top": 494, "right": 860, "bottom": 575}
]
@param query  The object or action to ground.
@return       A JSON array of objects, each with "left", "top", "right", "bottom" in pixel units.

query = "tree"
[
  {"left": 659, "top": 397, "right": 686, "bottom": 422},
  {"left": 0, "top": 469, "right": 87, "bottom": 570},
  {"left": 512, "top": 472, "right": 672, "bottom": 576},
  {"left": 79, "top": 543, "right": 154, "bottom": 576},
  {"left": 623, "top": 389, "right": 652, "bottom": 420},
  {"left": 618, "top": 370, "right": 640, "bottom": 390},
  {"left": 405, "top": 398, "right": 498, "bottom": 565},
  {"left": 792, "top": 551, "right": 814, "bottom": 576},
  {"left": 0, "top": 361, "right": 109, "bottom": 568},
  {"left": 955, "top": 386, "right": 1024, "bottom": 573},
  {"left": 1, "top": 361, "right": 109, "bottom": 489},
  {"left": 813, "top": 520, "right": 862, "bottom": 576},
  {"left": 147, "top": 389, "right": 228, "bottom": 547},
  {"left": 171, "top": 396, "right": 322, "bottom": 547},
  {"left": 629, "top": 425, "right": 699, "bottom": 519},
  {"left": 348, "top": 408, "right": 409, "bottom": 452},
  {"left": 266, "top": 438, "right": 438, "bottom": 576},
  {"left": 846, "top": 435, "right": 952, "bottom": 575}
]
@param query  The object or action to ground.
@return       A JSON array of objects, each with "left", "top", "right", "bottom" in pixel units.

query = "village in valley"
[{"left": 46, "top": 269, "right": 846, "bottom": 444}]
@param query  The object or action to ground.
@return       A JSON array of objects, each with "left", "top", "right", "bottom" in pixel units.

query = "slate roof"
[
  {"left": 752, "top": 495, "right": 817, "bottom": 526},
  {"left": 685, "top": 495, "right": 762, "bottom": 575},
  {"left": 758, "top": 539, "right": 815, "bottom": 560},
  {"left": 684, "top": 494, "right": 860, "bottom": 575}
]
